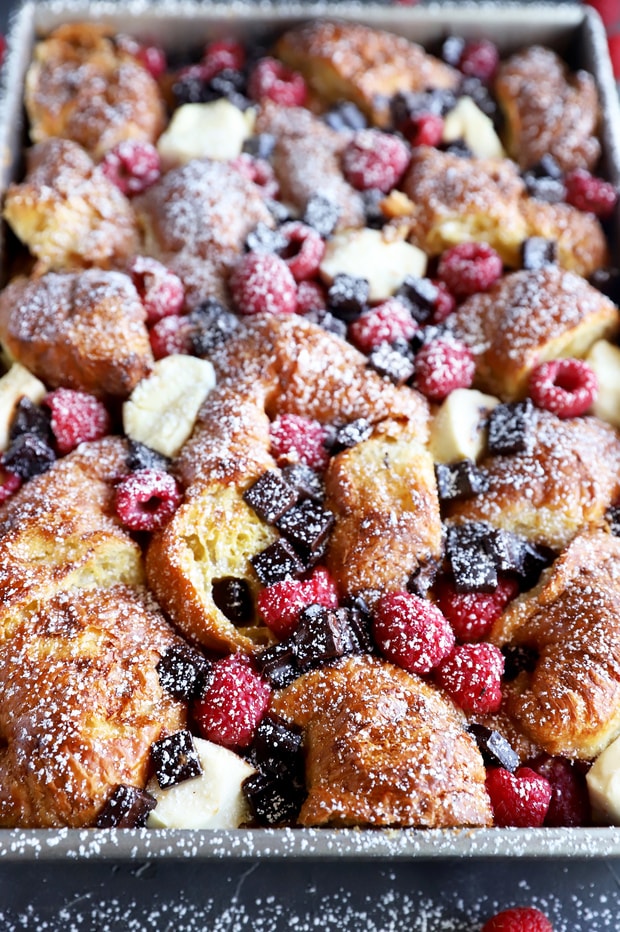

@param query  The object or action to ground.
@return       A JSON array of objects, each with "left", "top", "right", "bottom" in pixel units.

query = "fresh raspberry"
[
  {"left": 257, "top": 566, "right": 339, "bottom": 639},
  {"left": 115, "top": 468, "right": 182, "bottom": 532},
  {"left": 458, "top": 39, "right": 500, "bottom": 83},
  {"left": 435, "top": 642, "right": 504, "bottom": 713},
  {"left": 269, "top": 413, "right": 329, "bottom": 470},
  {"left": 526, "top": 753, "right": 591, "bottom": 827},
  {"left": 149, "top": 315, "right": 192, "bottom": 359},
  {"left": 193, "top": 653, "right": 271, "bottom": 749},
  {"left": 414, "top": 338, "right": 475, "bottom": 401},
  {"left": 348, "top": 299, "right": 418, "bottom": 354},
  {"left": 100, "top": 141, "right": 161, "bottom": 196},
  {"left": 201, "top": 38, "right": 245, "bottom": 80},
  {"left": 529, "top": 358, "right": 597, "bottom": 418},
  {"left": 296, "top": 280, "right": 327, "bottom": 315},
  {"left": 564, "top": 168, "right": 618, "bottom": 218},
  {"left": 229, "top": 153, "right": 279, "bottom": 199},
  {"left": 482, "top": 907, "right": 554, "bottom": 932},
  {"left": 342, "top": 129, "right": 410, "bottom": 193},
  {"left": 430, "top": 280, "right": 456, "bottom": 323},
  {"left": 485, "top": 766, "right": 553, "bottom": 828},
  {"left": 0, "top": 469, "right": 21, "bottom": 504},
  {"left": 434, "top": 576, "right": 519, "bottom": 643},
  {"left": 248, "top": 58, "right": 307, "bottom": 107},
  {"left": 230, "top": 252, "right": 297, "bottom": 316},
  {"left": 43, "top": 388, "right": 111, "bottom": 455},
  {"left": 437, "top": 243, "right": 503, "bottom": 298},
  {"left": 135, "top": 44, "right": 167, "bottom": 79},
  {"left": 406, "top": 112, "right": 445, "bottom": 148},
  {"left": 129, "top": 256, "right": 185, "bottom": 323},
  {"left": 372, "top": 591, "right": 455, "bottom": 675},
  {"left": 279, "top": 222, "right": 325, "bottom": 282}
]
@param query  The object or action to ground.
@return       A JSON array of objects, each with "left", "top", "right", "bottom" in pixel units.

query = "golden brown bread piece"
[
  {"left": 3, "top": 139, "right": 139, "bottom": 274},
  {"left": 495, "top": 46, "right": 601, "bottom": 173},
  {"left": 520, "top": 198, "right": 609, "bottom": 278},
  {"left": 271, "top": 655, "right": 492, "bottom": 827},
  {"left": 25, "top": 23, "right": 166, "bottom": 159},
  {"left": 450, "top": 265, "right": 619, "bottom": 400},
  {"left": 0, "top": 269, "right": 153, "bottom": 398}
]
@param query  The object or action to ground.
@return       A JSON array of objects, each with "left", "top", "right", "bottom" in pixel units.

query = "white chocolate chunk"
[
  {"left": 585, "top": 339, "right": 620, "bottom": 428},
  {"left": 429, "top": 388, "right": 500, "bottom": 464},
  {"left": 587, "top": 734, "right": 620, "bottom": 824},
  {"left": 157, "top": 100, "right": 256, "bottom": 166},
  {"left": 0, "top": 363, "right": 47, "bottom": 451},
  {"left": 442, "top": 97, "right": 505, "bottom": 160}
]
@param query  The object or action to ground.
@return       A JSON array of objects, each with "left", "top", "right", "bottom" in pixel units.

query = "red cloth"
[{"left": 584, "top": 0, "right": 620, "bottom": 76}]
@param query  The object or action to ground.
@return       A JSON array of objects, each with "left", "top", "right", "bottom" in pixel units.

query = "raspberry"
[
  {"left": 458, "top": 39, "right": 500, "bottom": 83},
  {"left": 248, "top": 58, "right": 307, "bottom": 107},
  {"left": 230, "top": 252, "right": 297, "bottom": 316},
  {"left": 257, "top": 566, "right": 339, "bottom": 639},
  {"left": 529, "top": 358, "right": 597, "bottom": 418},
  {"left": 437, "top": 243, "right": 503, "bottom": 298},
  {"left": 193, "top": 653, "right": 271, "bottom": 749},
  {"left": 135, "top": 44, "right": 167, "bottom": 79},
  {"left": 482, "top": 907, "right": 554, "bottom": 932},
  {"left": 430, "top": 280, "right": 456, "bottom": 323},
  {"left": 279, "top": 222, "right": 325, "bottom": 282},
  {"left": 100, "top": 140, "right": 161, "bottom": 196},
  {"left": 485, "top": 766, "right": 553, "bottom": 828},
  {"left": 149, "top": 315, "right": 192, "bottom": 359},
  {"left": 269, "top": 414, "right": 329, "bottom": 470},
  {"left": 348, "top": 299, "right": 418, "bottom": 354},
  {"left": 0, "top": 469, "right": 21, "bottom": 504},
  {"left": 229, "top": 153, "right": 279, "bottom": 199},
  {"left": 342, "top": 129, "right": 410, "bottom": 193},
  {"left": 296, "top": 280, "right": 327, "bottom": 315},
  {"left": 129, "top": 256, "right": 185, "bottom": 323},
  {"left": 434, "top": 576, "right": 519, "bottom": 642},
  {"left": 115, "top": 468, "right": 182, "bottom": 532},
  {"left": 435, "top": 642, "right": 504, "bottom": 713},
  {"left": 43, "top": 388, "right": 111, "bottom": 455},
  {"left": 372, "top": 591, "right": 455, "bottom": 675},
  {"left": 201, "top": 38, "right": 245, "bottom": 81},
  {"left": 526, "top": 753, "right": 591, "bottom": 827},
  {"left": 406, "top": 112, "right": 445, "bottom": 148},
  {"left": 414, "top": 338, "right": 475, "bottom": 401},
  {"left": 564, "top": 168, "right": 618, "bottom": 218}
]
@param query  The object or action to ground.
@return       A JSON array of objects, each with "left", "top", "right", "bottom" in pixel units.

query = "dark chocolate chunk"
[
  {"left": 265, "top": 198, "right": 291, "bottom": 225},
  {"left": 293, "top": 604, "right": 358, "bottom": 671},
  {"left": 486, "top": 527, "right": 529, "bottom": 576},
  {"left": 523, "top": 173, "right": 566, "bottom": 204},
  {"left": 245, "top": 221, "right": 288, "bottom": 255},
  {"left": 212, "top": 576, "right": 254, "bottom": 626},
  {"left": 410, "top": 323, "right": 450, "bottom": 355},
  {"left": 190, "top": 298, "right": 240, "bottom": 358},
  {"left": 173, "top": 69, "right": 211, "bottom": 105},
  {"left": 252, "top": 714, "right": 303, "bottom": 778},
  {"left": 589, "top": 267, "right": 620, "bottom": 304},
  {"left": 156, "top": 642, "right": 213, "bottom": 702},
  {"left": 95, "top": 784, "right": 157, "bottom": 828},
  {"left": 242, "top": 132, "right": 276, "bottom": 160},
  {"left": 458, "top": 75, "right": 499, "bottom": 123},
  {"left": 434, "top": 460, "right": 490, "bottom": 502},
  {"left": 407, "top": 558, "right": 441, "bottom": 598},
  {"left": 607, "top": 504, "right": 620, "bottom": 537},
  {"left": 395, "top": 276, "right": 438, "bottom": 324},
  {"left": 281, "top": 463, "right": 325, "bottom": 503},
  {"left": 486, "top": 400, "right": 534, "bottom": 456},
  {"left": 276, "top": 499, "right": 335, "bottom": 557},
  {"left": 530, "top": 154, "right": 564, "bottom": 180},
  {"left": 390, "top": 89, "right": 457, "bottom": 129},
  {"left": 446, "top": 522, "right": 498, "bottom": 592},
  {"left": 518, "top": 541, "right": 555, "bottom": 589},
  {"left": 243, "top": 470, "right": 299, "bottom": 524},
  {"left": 327, "top": 274, "right": 369, "bottom": 322},
  {"left": 242, "top": 771, "right": 304, "bottom": 825},
  {"left": 255, "top": 639, "right": 300, "bottom": 689},
  {"left": 301, "top": 307, "right": 348, "bottom": 340},
  {"left": 9, "top": 397, "right": 53, "bottom": 444},
  {"left": 330, "top": 418, "right": 373, "bottom": 453},
  {"left": 441, "top": 35, "right": 466, "bottom": 67},
  {"left": 250, "top": 538, "right": 305, "bottom": 586},
  {"left": 303, "top": 194, "right": 340, "bottom": 238},
  {"left": 467, "top": 724, "right": 520, "bottom": 773},
  {"left": 205, "top": 69, "right": 250, "bottom": 110},
  {"left": 502, "top": 644, "right": 539, "bottom": 681},
  {"left": 441, "top": 138, "right": 473, "bottom": 159},
  {"left": 362, "top": 188, "right": 388, "bottom": 229},
  {"left": 521, "top": 237, "right": 557, "bottom": 271},
  {"left": 338, "top": 606, "right": 375, "bottom": 654},
  {"left": 367, "top": 343, "right": 415, "bottom": 385},
  {"left": 150, "top": 730, "right": 203, "bottom": 789},
  {"left": 3, "top": 432, "right": 56, "bottom": 479},
  {"left": 324, "top": 100, "right": 367, "bottom": 132},
  {"left": 127, "top": 439, "right": 171, "bottom": 474}
]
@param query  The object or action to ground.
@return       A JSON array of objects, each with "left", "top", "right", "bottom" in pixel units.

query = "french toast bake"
[{"left": 0, "top": 15, "right": 619, "bottom": 835}]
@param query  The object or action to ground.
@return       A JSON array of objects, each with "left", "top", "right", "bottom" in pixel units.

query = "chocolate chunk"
[
  {"left": 245, "top": 221, "right": 288, "bottom": 255},
  {"left": 127, "top": 439, "right": 171, "bottom": 474},
  {"left": 293, "top": 604, "right": 358, "bottom": 671},
  {"left": 3, "top": 432, "right": 56, "bottom": 479},
  {"left": 150, "top": 729, "right": 203, "bottom": 789},
  {"left": 410, "top": 323, "right": 450, "bottom": 355},
  {"left": 156, "top": 642, "right": 213, "bottom": 702},
  {"left": 458, "top": 75, "right": 499, "bottom": 122},
  {"left": 395, "top": 276, "right": 438, "bottom": 324},
  {"left": 243, "top": 470, "right": 299, "bottom": 524},
  {"left": 339, "top": 606, "right": 375, "bottom": 654},
  {"left": 204, "top": 69, "right": 250, "bottom": 110},
  {"left": 390, "top": 89, "right": 457, "bottom": 128},
  {"left": 590, "top": 267, "right": 620, "bottom": 304},
  {"left": 330, "top": 418, "right": 373, "bottom": 453},
  {"left": 324, "top": 101, "right": 367, "bottom": 132},
  {"left": 212, "top": 576, "right": 254, "bottom": 626},
  {"left": 441, "top": 35, "right": 466, "bottom": 67},
  {"left": 523, "top": 173, "right": 566, "bottom": 204},
  {"left": 242, "top": 132, "right": 276, "bottom": 160},
  {"left": 301, "top": 307, "right": 348, "bottom": 340},
  {"left": 95, "top": 784, "right": 157, "bottom": 828},
  {"left": 9, "top": 397, "right": 53, "bottom": 444},
  {"left": 446, "top": 523, "right": 498, "bottom": 592},
  {"left": 502, "top": 644, "right": 539, "bottom": 681},
  {"left": 276, "top": 499, "right": 335, "bottom": 558},
  {"left": 250, "top": 538, "right": 305, "bottom": 586},
  {"left": 367, "top": 343, "right": 415, "bottom": 385},
  {"left": 281, "top": 464, "right": 325, "bottom": 503},
  {"left": 189, "top": 298, "right": 240, "bottom": 358},
  {"left": 521, "top": 237, "right": 557, "bottom": 271},
  {"left": 407, "top": 557, "right": 441, "bottom": 598},
  {"left": 255, "top": 639, "right": 300, "bottom": 689},
  {"left": 530, "top": 154, "right": 564, "bottom": 180},
  {"left": 434, "top": 460, "right": 490, "bottom": 502},
  {"left": 266, "top": 198, "right": 291, "bottom": 225},
  {"left": 486, "top": 400, "right": 534, "bottom": 456},
  {"left": 607, "top": 504, "right": 620, "bottom": 537},
  {"left": 467, "top": 724, "right": 520, "bottom": 773},
  {"left": 362, "top": 188, "right": 388, "bottom": 229},
  {"left": 441, "top": 138, "right": 473, "bottom": 159},
  {"left": 486, "top": 527, "right": 529, "bottom": 575},
  {"left": 242, "top": 771, "right": 304, "bottom": 825},
  {"left": 303, "top": 194, "right": 340, "bottom": 238},
  {"left": 327, "top": 274, "right": 369, "bottom": 322},
  {"left": 172, "top": 70, "right": 211, "bottom": 105},
  {"left": 252, "top": 713, "right": 303, "bottom": 778}
]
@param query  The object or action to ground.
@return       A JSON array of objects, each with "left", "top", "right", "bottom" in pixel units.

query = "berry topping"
[
  {"left": 100, "top": 140, "right": 161, "bottom": 196},
  {"left": 406, "top": 112, "right": 445, "bottom": 148},
  {"left": 342, "top": 129, "right": 410, "bottom": 193},
  {"left": 43, "top": 388, "right": 111, "bottom": 455},
  {"left": 95, "top": 784, "right": 157, "bottom": 828},
  {"left": 248, "top": 57, "right": 307, "bottom": 107},
  {"left": 257, "top": 566, "right": 339, "bottom": 639},
  {"left": 481, "top": 907, "right": 554, "bottom": 932},
  {"left": 348, "top": 298, "right": 417, "bottom": 354},
  {"left": 243, "top": 470, "right": 299, "bottom": 524},
  {"left": 135, "top": 43, "right": 167, "bottom": 79},
  {"left": 435, "top": 642, "right": 504, "bottom": 713},
  {"left": 295, "top": 280, "right": 327, "bottom": 316},
  {"left": 128, "top": 256, "right": 185, "bottom": 323},
  {"left": 529, "top": 358, "right": 597, "bottom": 418},
  {"left": 269, "top": 414, "right": 329, "bottom": 471},
  {"left": 279, "top": 222, "right": 325, "bottom": 282},
  {"left": 115, "top": 468, "right": 182, "bottom": 532},
  {"left": 229, "top": 153, "right": 279, "bottom": 199},
  {"left": 201, "top": 38, "right": 245, "bottom": 80},
  {"left": 150, "top": 729, "right": 203, "bottom": 788},
  {"left": 193, "top": 653, "right": 271, "bottom": 749},
  {"left": 230, "top": 252, "right": 297, "bottom": 316},
  {"left": 564, "top": 168, "right": 618, "bottom": 218},
  {"left": 485, "top": 766, "right": 553, "bottom": 828},
  {"left": 0, "top": 469, "right": 21, "bottom": 504},
  {"left": 414, "top": 338, "right": 476, "bottom": 401},
  {"left": 431, "top": 280, "right": 456, "bottom": 322},
  {"left": 372, "top": 591, "right": 455, "bottom": 675},
  {"left": 526, "top": 753, "right": 591, "bottom": 827},
  {"left": 457, "top": 39, "right": 500, "bottom": 83},
  {"left": 437, "top": 243, "right": 503, "bottom": 298},
  {"left": 148, "top": 314, "right": 192, "bottom": 359},
  {"left": 434, "top": 575, "right": 519, "bottom": 642}
]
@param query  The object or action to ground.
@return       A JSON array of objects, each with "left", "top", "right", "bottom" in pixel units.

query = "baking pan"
[{"left": 0, "top": 2, "right": 620, "bottom": 928}]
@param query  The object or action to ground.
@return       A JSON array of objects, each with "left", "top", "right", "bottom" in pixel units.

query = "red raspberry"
[
  {"left": 430, "top": 280, "right": 456, "bottom": 323},
  {"left": 526, "top": 753, "right": 591, "bottom": 827},
  {"left": 414, "top": 338, "right": 475, "bottom": 401},
  {"left": 100, "top": 141, "right": 161, "bottom": 196},
  {"left": 372, "top": 591, "right": 455, "bottom": 675},
  {"left": 248, "top": 58, "right": 307, "bottom": 107},
  {"left": 296, "top": 280, "right": 327, "bottom": 315},
  {"left": 348, "top": 299, "right": 418, "bottom": 354},
  {"left": 43, "top": 388, "right": 111, "bottom": 455},
  {"left": 279, "top": 222, "right": 325, "bottom": 282},
  {"left": 269, "top": 413, "right": 329, "bottom": 470},
  {"left": 529, "top": 358, "right": 597, "bottom": 418},
  {"left": 149, "top": 315, "right": 192, "bottom": 359},
  {"left": 485, "top": 766, "right": 553, "bottom": 828},
  {"left": 482, "top": 907, "right": 554, "bottom": 932},
  {"left": 115, "top": 468, "right": 182, "bottom": 532},
  {"left": 135, "top": 44, "right": 167, "bottom": 79},
  {"left": 458, "top": 39, "right": 500, "bottom": 83},
  {"left": 342, "top": 129, "right": 410, "bottom": 193},
  {"left": 201, "top": 38, "right": 245, "bottom": 80},
  {"left": 0, "top": 469, "right": 21, "bottom": 504},
  {"left": 230, "top": 252, "right": 297, "bottom": 316},
  {"left": 129, "top": 256, "right": 185, "bottom": 323},
  {"left": 564, "top": 168, "right": 618, "bottom": 218},
  {"left": 257, "top": 566, "right": 339, "bottom": 639},
  {"left": 437, "top": 243, "right": 503, "bottom": 298},
  {"left": 406, "top": 113, "right": 445, "bottom": 148},
  {"left": 435, "top": 642, "right": 504, "bottom": 713},
  {"left": 434, "top": 575, "right": 519, "bottom": 643},
  {"left": 193, "top": 653, "right": 271, "bottom": 749},
  {"left": 229, "top": 153, "right": 279, "bottom": 199}
]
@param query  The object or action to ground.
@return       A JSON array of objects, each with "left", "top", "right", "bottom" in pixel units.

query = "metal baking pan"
[{"left": 0, "top": 2, "right": 620, "bottom": 928}]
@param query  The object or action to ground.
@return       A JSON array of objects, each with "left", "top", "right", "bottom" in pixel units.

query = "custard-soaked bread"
[
  {"left": 495, "top": 46, "right": 601, "bottom": 173},
  {"left": 447, "top": 410, "right": 620, "bottom": 551},
  {"left": 25, "top": 23, "right": 166, "bottom": 159},
  {"left": 275, "top": 20, "right": 459, "bottom": 126},
  {"left": 450, "top": 266, "right": 619, "bottom": 400},
  {"left": 271, "top": 655, "right": 492, "bottom": 827},
  {"left": 0, "top": 270, "right": 153, "bottom": 398},
  {"left": 520, "top": 198, "right": 609, "bottom": 279},
  {"left": 490, "top": 531, "right": 620, "bottom": 759},
  {"left": 0, "top": 584, "right": 184, "bottom": 827},
  {"left": 3, "top": 139, "right": 139, "bottom": 274}
]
